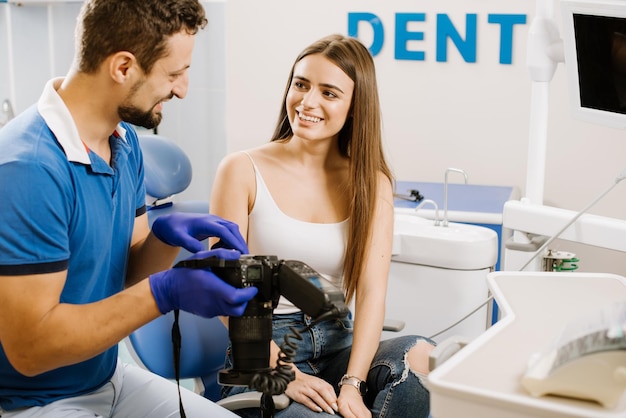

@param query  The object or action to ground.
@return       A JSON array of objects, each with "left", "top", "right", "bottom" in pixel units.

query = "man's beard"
[{"left": 118, "top": 104, "right": 162, "bottom": 129}]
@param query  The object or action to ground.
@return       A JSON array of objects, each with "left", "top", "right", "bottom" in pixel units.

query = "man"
[{"left": 0, "top": 1, "right": 256, "bottom": 416}]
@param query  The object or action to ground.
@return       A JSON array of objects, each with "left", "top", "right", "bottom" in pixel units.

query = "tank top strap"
[{"left": 240, "top": 150, "right": 258, "bottom": 171}]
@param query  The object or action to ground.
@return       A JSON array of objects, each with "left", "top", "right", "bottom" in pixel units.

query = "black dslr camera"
[{"left": 175, "top": 254, "right": 349, "bottom": 388}]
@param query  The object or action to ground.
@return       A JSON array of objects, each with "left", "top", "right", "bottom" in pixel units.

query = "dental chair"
[{"left": 125, "top": 134, "right": 289, "bottom": 411}]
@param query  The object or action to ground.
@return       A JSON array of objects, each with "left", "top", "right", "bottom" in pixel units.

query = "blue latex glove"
[
  {"left": 151, "top": 213, "right": 249, "bottom": 254},
  {"left": 149, "top": 249, "right": 258, "bottom": 318}
]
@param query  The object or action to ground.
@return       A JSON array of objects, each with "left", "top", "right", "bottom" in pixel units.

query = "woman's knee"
[{"left": 407, "top": 340, "right": 435, "bottom": 375}]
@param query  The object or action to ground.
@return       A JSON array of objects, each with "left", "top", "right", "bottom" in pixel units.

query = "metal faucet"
[
  {"left": 415, "top": 198, "right": 441, "bottom": 226},
  {"left": 443, "top": 168, "right": 468, "bottom": 227}
]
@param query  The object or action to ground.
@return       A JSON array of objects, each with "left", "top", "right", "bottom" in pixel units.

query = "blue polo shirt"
[{"left": 0, "top": 78, "right": 147, "bottom": 410}]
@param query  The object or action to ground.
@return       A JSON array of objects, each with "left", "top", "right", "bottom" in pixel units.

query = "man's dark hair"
[{"left": 75, "top": 0, "right": 207, "bottom": 74}]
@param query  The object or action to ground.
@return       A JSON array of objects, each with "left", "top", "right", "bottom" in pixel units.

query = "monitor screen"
[{"left": 561, "top": 0, "right": 626, "bottom": 129}]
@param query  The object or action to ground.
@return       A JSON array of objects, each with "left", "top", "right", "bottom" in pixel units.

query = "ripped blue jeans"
[{"left": 221, "top": 312, "right": 434, "bottom": 418}]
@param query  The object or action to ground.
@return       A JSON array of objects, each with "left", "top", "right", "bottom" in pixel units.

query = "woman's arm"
[{"left": 209, "top": 152, "right": 256, "bottom": 246}]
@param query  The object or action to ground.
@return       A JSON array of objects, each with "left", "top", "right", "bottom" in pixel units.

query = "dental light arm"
[{"left": 518, "top": 167, "right": 626, "bottom": 271}]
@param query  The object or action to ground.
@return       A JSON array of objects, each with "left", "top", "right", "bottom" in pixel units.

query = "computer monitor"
[{"left": 561, "top": 0, "right": 626, "bottom": 129}]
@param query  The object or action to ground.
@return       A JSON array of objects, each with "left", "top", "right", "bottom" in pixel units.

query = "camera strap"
[{"left": 172, "top": 309, "right": 187, "bottom": 418}]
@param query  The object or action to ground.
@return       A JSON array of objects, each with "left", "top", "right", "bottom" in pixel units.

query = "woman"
[{"left": 210, "top": 34, "right": 434, "bottom": 418}]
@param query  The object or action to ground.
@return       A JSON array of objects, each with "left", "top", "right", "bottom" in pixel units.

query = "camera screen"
[{"left": 245, "top": 265, "right": 263, "bottom": 282}]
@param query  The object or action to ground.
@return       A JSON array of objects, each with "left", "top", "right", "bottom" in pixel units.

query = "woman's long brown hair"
[{"left": 270, "top": 34, "right": 393, "bottom": 305}]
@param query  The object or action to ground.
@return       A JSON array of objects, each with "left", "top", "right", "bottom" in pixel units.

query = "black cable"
[
  {"left": 171, "top": 319, "right": 319, "bottom": 417},
  {"left": 169, "top": 271, "right": 344, "bottom": 417},
  {"left": 249, "top": 325, "right": 301, "bottom": 396},
  {"left": 247, "top": 310, "right": 346, "bottom": 397},
  {"left": 172, "top": 309, "right": 187, "bottom": 418}
]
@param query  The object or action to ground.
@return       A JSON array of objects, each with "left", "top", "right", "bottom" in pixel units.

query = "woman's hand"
[
  {"left": 285, "top": 370, "right": 339, "bottom": 415},
  {"left": 337, "top": 386, "right": 372, "bottom": 418}
]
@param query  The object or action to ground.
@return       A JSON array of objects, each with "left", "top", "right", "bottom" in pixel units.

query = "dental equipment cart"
[{"left": 428, "top": 271, "right": 626, "bottom": 418}]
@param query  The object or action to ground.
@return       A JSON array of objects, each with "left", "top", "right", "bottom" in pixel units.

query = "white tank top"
[{"left": 244, "top": 153, "right": 348, "bottom": 314}]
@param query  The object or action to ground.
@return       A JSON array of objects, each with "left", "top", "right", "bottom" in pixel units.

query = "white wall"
[
  {"left": 224, "top": 0, "right": 626, "bottom": 276},
  {"left": 226, "top": 0, "right": 534, "bottom": 187}
]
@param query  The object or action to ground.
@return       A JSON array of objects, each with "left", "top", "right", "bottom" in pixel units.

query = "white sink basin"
[{"left": 392, "top": 212, "right": 498, "bottom": 270}]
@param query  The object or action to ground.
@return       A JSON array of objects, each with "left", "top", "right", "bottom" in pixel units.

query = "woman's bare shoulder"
[
  {"left": 241, "top": 142, "right": 285, "bottom": 166},
  {"left": 218, "top": 147, "right": 264, "bottom": 169},
  {"left": 213, "top": 151, "right": 255, "bottom": 186}
]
